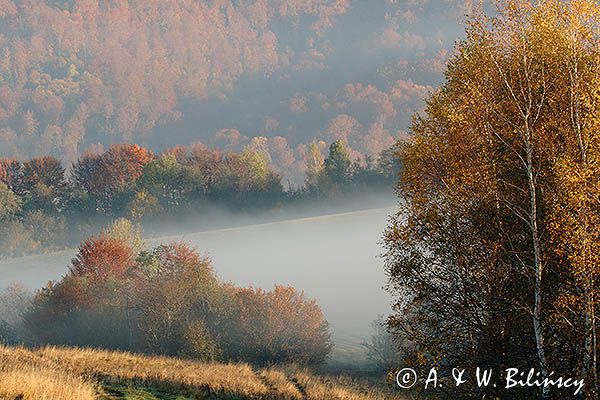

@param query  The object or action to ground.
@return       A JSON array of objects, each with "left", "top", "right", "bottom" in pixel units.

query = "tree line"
[
  {"left": 384, "top": 1, "right": 599, "bottom": 399},
  {"left": 0, "top": 140, "right": 398, "bottom": 257}
]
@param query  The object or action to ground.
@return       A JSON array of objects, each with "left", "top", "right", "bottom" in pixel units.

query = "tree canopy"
[{"left": 384, "top": 1, "right": 600, "bottom": 398}]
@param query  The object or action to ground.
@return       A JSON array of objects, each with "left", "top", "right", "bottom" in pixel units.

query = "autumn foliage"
[
  {"left": 0, "top": 0, "right": 451, "bottom": 173},
  {"left": 384, "top": 1, "right": 600, "bottom": 398},
  {"left": 25, "top": 236, "right": 332, "bottom": 366},
  {"left": 72, "top": 144, "right": 153, "bottom": 197},
  {"left": 226, "top": 286, "right": 332, "bottom": 365},
  {"left": 70, "top": 234, "right": 135, "bottom": 281},
  {"left": 0, "top": 140, "right": 396, "bottom": 257}
]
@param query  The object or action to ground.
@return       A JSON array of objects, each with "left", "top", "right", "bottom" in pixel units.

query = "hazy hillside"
[{"left": 0, "top": 0, "right": 473, "bottom": 180}]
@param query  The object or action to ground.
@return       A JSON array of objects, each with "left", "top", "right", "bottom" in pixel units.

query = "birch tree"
[{"left": 384, "top": 1, "right": 600, "bottom": 398}]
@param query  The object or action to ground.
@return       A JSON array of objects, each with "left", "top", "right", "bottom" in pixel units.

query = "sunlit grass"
[
  {"left": 0, "top": 345, "right": 404, "bottom": 400},
  {"left": 0, "top": 364, "right": 97, "bottom": 400}
]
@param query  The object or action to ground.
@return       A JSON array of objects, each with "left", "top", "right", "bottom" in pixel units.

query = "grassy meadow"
[{"left": 0, "top": 345, "right": 404, "bottom": 400}]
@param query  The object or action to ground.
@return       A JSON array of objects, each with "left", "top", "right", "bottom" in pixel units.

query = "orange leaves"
[
  {"left": 104, "top": 144, "right": 154, "bottom": 188},
  {"left": 24, "top": 233, "right": 332, "bottom": 365},
  {"left": 0, "top": 0, "right": 455, "bottom": 179},
  {"left": 70, "top": 234, "right": 135, "bottom": 281},
  {"left": 73, "top": 144, "right": 153, "bottom": 196},
  {"left": 384, "top": 1, "right": 600, "bottom": 394}
]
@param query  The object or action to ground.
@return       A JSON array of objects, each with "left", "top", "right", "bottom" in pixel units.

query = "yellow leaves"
[
  {"left": 128, "top": 190, "right": 161, "bottom": 220},
  {"left": 406, "top": 0, "right": 600, "bottom": 281},
  {"left": 549, "top": 155, "right": 600, "bottom": 282},
  {"left": 387, "top": 2, "right": 600, "bottom": 390}
]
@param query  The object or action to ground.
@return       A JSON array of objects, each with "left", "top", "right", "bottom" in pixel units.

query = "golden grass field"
[{"left": 0, "top": 345, "right": 404, "bottom": 400}]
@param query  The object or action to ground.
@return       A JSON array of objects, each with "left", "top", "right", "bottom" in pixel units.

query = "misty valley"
[
  {"left": 1, "top": 1, "right": 599, "bottom": 400},
  {"left": 1, "top": 204, "right": 395, "bottom": 354}
]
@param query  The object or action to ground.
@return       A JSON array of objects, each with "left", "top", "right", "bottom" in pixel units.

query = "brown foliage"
[
  {"left": 15, "top": 156, "right": 66, "bottom": 197},
  {"left": 25, "top": 236, "right": 332, "bottom": 366},
  {"left": 384, "top": 1, "right": 600, "bottom": 398},
  {"left": 0, "top": 159, "right": 19, "bottom": 188}
]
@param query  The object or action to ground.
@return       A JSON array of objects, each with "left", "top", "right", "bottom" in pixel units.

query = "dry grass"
[
  {"left": 38, "top": 346, "right": 269, "bottom": 399},
  {"left": 258, "top": 368, "right": 304, "bottom": 399},
  {"left": 0, "top": 346, "right": 97, "bottom": 400},
  {"left": 0, "top": 365, "right": 97, "bottom": 400},
  {"left": 0, "top": 345, "right": 403, "bottom": 400},
  {"left": 288, "top": 371, "right": 404, "bottom": 400}
]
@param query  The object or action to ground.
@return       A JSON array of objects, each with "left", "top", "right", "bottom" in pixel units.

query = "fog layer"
[{"left": 1, "top": 205, "right": 395, "bottom": 346}]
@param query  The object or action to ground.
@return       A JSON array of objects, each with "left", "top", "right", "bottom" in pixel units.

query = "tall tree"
[
  {"left": 15, "top": 156, "right": 66, "bottom": 213},
  {"left": 304, "top": 141, "right": 325, "bottom": 188},
  {"left": 384, "top": 1, "right": 600, "bottom": 398},
  {"left": 322, "top": 140, "right": 350, "bottom": 186}
]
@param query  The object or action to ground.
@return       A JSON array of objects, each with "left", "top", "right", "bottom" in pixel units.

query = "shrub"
[
  {"left": 181, "top": 319, "right": 222, "bottom": 361},
  {"left": 23, "top": 210, "right": 67, "bottom": 251},
  {"left": 225, "top": 285, "right": 332, "bottom": 365},
  {"left": 135, "top": 242, "right": 223, "bottom": 356},
  {"left": 0, "top": 219, "right": 38, "bottom": 257},
  {"left": 0, "top": 283, "right": 32, "bottom": 326},
  {"left": 0, "top": 183, "right": 20, "bottom": 220}
]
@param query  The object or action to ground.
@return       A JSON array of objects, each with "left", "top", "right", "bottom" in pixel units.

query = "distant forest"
[
  {"left": 0, "top": 0, "right": 471, "bottom": 182},
  {"left": 0, "top": 140, "right": 399, "bottom": 257}
]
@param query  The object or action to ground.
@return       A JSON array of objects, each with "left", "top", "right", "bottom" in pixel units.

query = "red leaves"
[
  {"left": 25, "top": 234, "right": 332, "bottom": 364},
  {"left": 73, "top": 144, "right": 153, "bottom": 195},
  {"left": 70, "top": 234, "right": 135, "bottom": 281}
]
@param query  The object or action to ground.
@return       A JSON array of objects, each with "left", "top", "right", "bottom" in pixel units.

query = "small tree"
[
  {"left": 23, "top": 210, "right": 67, "bottom": 250},
  {"left": 304, "top": 141, "right": 325, "bottom": 189},
  {"left": 135, "top": 242, "right": 223, "bottom": 357},
  {"left": 105, "top": 217, "right": 143, "bottom": 254},
  {"left": 25, "top": 234, "right": 136, "bottom": 348},
  {"left": 0, "top": 283, "right": 31, "bottom": 326},
  {"left": 70, "top": 234, "right": 136, "bottom": 281},
  {"left": 361, "top": 316, "right": 404, "bottom": 372}
]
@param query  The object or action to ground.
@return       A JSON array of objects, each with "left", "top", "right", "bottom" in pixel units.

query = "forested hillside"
[{"left": 0, "top": 0, "right": 472, "bottom": 181}]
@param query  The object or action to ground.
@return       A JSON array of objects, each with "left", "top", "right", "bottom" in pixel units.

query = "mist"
[
  {"left": 0, "top": 194, "right": 397, "bottom": 354},
  {"left": 0, "top": 0, "right": 474, "bottom": 369}
]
